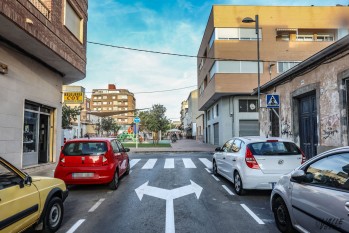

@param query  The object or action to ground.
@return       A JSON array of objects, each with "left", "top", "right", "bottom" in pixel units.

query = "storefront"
[{"left": 23, "top": 101, "right": 53, "bottom": 167}]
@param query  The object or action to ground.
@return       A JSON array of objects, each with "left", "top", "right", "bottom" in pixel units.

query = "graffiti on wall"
[
  {"left": 322, "top": 114, "right": 339, "bottom": 140},
  {"left": 281, "top": 117, "right": 292, "bottom": 137}
]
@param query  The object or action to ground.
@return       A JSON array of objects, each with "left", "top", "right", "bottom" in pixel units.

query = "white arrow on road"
[{"left": 135, "top": 180, "right": 203, "bottom": 233}]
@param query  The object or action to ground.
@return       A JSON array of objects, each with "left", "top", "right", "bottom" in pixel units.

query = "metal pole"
[
  {"left": 256, "top": 15, "right": 261, "bottom": 135},
  {"left": 136, "top": 123, "right": 138, "bottom": 149}
]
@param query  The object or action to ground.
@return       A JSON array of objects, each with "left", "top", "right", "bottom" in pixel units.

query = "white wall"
[{"left": 0, "top": 44, "right": 63, "bottom": 167}]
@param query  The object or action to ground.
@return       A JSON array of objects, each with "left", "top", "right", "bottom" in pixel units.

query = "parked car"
[
  {"left": 212, "top": 136, "right": 305, "bottom": 195},
  {"left": 0, "top": 157, "right": 68, "bottom": 233},
  {"left": 271, "top": 146, "right": 349, "bottom": 233},
  {"left": 54, "top": 137, "right": 130, "bottom": 190}
]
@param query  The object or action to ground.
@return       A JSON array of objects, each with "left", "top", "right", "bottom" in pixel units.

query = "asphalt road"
[{"left": 51, "top": 152, "right": 279, "bottom": 233}]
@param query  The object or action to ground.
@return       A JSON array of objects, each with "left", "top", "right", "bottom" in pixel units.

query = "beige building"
[
  {"left": 90, "top": 84, "right": 136, "bottom": 132},
  {"left": 258, "top": 35, "right": 349, "bottom": 159},
  {"left": 183, "top": 90, "right": 204, "bottom": 139},
  {"left": 0, "top": 0, "right": 87, "bottom": 167},
  {"left": 198, "top": 5, "right": 349, "bottom": 146}
]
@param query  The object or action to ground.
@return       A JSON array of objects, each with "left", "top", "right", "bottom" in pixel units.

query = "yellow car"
[{"left": 0, "top": 157, "right": 68, "bottom": 233}]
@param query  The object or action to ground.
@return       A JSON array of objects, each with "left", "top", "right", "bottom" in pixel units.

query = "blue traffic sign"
[
  {"left": 266, "top": 94, "right": 280, "bottom": 108},
  {"left": 134, "top": 117, "right": 141, "bottom": 123}
]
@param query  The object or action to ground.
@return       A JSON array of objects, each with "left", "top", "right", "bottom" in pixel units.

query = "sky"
[{"left": 75, "top": 0, "right": 349, "bottom": 121}]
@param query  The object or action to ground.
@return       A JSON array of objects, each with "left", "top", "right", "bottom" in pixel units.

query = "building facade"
[
  {"left": 198, "top": 5, "right": 349, "bottom": 146},
  {"left": 183, "top": 90, "right": 203, "bottom": 139},
  {"left": 258, "top": 35, "right": 349, "bottom": 159},
  {"left": 0, "top": 0, "right": 87, "bottom": 167},
  {"left": 90, "top": 84, "right": 136, "bottom": 132}
]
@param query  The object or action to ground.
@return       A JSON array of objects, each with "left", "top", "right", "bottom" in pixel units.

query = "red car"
[{"left": 54, "top": 137, "right": 130, "bottom": 190}]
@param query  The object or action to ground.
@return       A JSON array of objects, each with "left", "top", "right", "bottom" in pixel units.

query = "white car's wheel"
[
  {"left": 213, "top": 160, "right": 218, "bottom": 175},
  {"left": 233, "top": 171, "right": 244, "bottom": 195}
]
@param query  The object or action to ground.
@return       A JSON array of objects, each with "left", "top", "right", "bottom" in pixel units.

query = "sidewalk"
[
  {"left": 130, "top": 139, "right": 217, "bottom": 153},
  {"left": 23, "top": 139, "right": 216, "bottom": 177}
]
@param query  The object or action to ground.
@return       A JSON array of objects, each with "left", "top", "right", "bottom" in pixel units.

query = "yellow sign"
[{"left": 63, "top": 92, "right": 84, "bottom": 103}]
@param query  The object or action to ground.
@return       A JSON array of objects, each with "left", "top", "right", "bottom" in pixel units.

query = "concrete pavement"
[{"left": 24, "top": 139, "right": 217, "bottom": 177}]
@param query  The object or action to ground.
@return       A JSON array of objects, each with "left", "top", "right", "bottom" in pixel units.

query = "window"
[
  {"left": 103, "top": 102, "right": 107, "bottom": 105},
  {"left": 112, "top": 96, "right": 116, "bottom": 99},
  {"left": 199, "top": 59, "right": 204, "bottom": 70},
  {"left": 209, "top": 61, "right": 263, "bottom": 78},
  {"left": 102, "top": 96, "right": 107, "bottom": 99},
  {"left": 239, "top": 100, "right": 258, "bottom": 112},
  {"left": 316, "top": 34, "right": 334, "bottom": 41},
  {"left": 64, "top": 0, "right": 83, "bottom": 42},
  {"left": 0, "top": 162, "right": 22, "bottom": 190},
  {"left": 222, "top": 139, "right": 234, "bottom": 152},
  {"left": 304, "top": 153, "right": 349, "bottom": 191},
  {"left": 118, "top": 95, "right": 128, "bottom": 99},
  {"left": 216, "top": 104, "right": 219, "bottom": 117},
  {"left": 199, "top": 83, "right": 204, "bottom": 95},
  {"left": 232, "top": 139, "right": 242, "bottom": 152},
  {"left": 210, "top": 28, "right": 262, "bottom": 42},
  {"left": 209, "top": 31, "right": 215, "bottom": 48},
  {"left": 207, "top": 110, "right": 211, "bottom": 120},
  {"left": 277, "top": 61, "right": 300, "bottom": 73},
  {"left": 110, "top": 140, "right": 120, "bottom": 153},
  {"left": 296, "top": 34, "right": 313, "bottom": 41},
  {"left": 270, "top": 108, "right": 280, "bottom": 137}
]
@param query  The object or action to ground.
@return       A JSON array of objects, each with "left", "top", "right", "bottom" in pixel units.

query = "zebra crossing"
[{"left": 129, "top": 158, "right": 212, "bottom": 170}]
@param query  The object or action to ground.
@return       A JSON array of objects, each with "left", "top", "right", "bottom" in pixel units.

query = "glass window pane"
[
  {"left": 239, "top": 100, "right": 248, "bottom": 112},
  {"left": 305, "top": 153, "right": 349, "bottom": 190},
  {"left": 23, "top": 111, "right": 38, "bottom": 153},
  {"left": 218, "top": 61, "right": 240, "bottom": 73},
  {"left": 240, "top": 28, "right": 256, "bottom": 40},
  {"left": 65, "top": 1, "right": 82, "bottom": 40},
  {"left": 217, "top": 28, "right": 239, "bottom": 40},
  {"left": 241, "top": 61, "right": 258, "bottom": 73}
]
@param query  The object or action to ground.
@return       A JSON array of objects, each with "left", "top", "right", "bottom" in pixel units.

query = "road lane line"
[
  {"left": 205, "top": 168, "right": 211, "bottom": 173},
  {"left": 130, "top": 159, "right": 141, "bottom": 168},
  {"left": 142, "top": 159, "right": 157, "bottom": 169},
  {"left": 211, "top": 175, "right": 220, "bottom": 181},
  {"left": 88, "top": 198, "right": 105, "bottom": 212},
  {"left": 199, "top": 158, "right": 212, "bottom": 168},
  {"left": 66, "top": 219, "right": 85, "bottom": 233},
  {"left": 240, "top": 204, "right": 265, "bottom": 224},
  {"left": 182, "top": 158, "right": 196, "bottom": 168},
  {"left": 222, "top": 185, "right": 235, "bottom": 195},
  {"left": 164, "top": 158, "right": 174, "bottom": 169}
]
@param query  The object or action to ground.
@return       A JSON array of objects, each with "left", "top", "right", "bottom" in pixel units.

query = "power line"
[{"left": 87, "top": 41, "right": 274, "bottom": 62}]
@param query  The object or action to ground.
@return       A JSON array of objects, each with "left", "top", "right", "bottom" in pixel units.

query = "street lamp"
[{"left": 242, "top": 15, "right": 260, "bottom": 112}]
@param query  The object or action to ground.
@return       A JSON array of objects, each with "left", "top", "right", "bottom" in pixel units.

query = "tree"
[
  {"left": 100, "top": 117, "right": 119, "bottom": 136},
  {"left": 139, "top": 104, "right": 169, "bottom": 144},
  {"left": 62, "top": 104, "right": 82, "bottom": 129}
]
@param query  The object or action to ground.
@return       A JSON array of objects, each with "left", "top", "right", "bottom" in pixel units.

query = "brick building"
[
  {"left": 0, "top": 0, "right": 88, "bottom": 167},
  {"left": 90, "top": 84, "right": 136, "bottom": 132}
]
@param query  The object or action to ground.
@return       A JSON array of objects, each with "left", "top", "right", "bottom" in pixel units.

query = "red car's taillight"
[
  {"left": 59, "top": 157, "right": 65, "bottom": 166},
  {"left": 245, "top": 147, "right": 260, "bottom": 169},
  {"left": 102, "top": 156, "right": 108, "bottom": 166}
]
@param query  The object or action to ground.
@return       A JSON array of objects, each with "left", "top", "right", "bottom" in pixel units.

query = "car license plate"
[
  {"left": 72, "top": 173, "right": 94, "bottom": 178},
  {"left": 270, "top": 182, "right": 276, "bottom": 189}
]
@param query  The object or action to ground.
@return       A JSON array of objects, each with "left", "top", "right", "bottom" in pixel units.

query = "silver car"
[
  {"left": 271, "top": 146, "right": 349, "bottom": 233},
  {"left": 212, "top": 136, "right": 305, "bottom": 195}
]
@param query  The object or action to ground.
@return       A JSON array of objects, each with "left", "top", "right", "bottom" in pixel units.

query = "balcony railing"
[{"left": 28, "top": 0, "right": 50, "bottom": 19}]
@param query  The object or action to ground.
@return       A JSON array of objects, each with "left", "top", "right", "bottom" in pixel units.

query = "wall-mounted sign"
[
  {"left": 266, "top": 94, "right": 280, "bottom": 108},
  {"left": 63, "top": 92, "right": 84, "bottom": 103}
]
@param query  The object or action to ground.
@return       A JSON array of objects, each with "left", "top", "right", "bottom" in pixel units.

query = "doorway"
[
  {"left": 299, "top": 93, "right": 318, "bottom": 159},
  {"left": 38, "top": 114, "right": 49, "bottom": 163}
]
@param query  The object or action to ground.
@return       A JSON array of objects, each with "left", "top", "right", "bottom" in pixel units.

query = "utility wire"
[{"left": 87, "top": 41, "right": 274, "bottom": 62}]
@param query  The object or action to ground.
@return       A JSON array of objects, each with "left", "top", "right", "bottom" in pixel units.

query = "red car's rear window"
[{"left": 63, "top": 142, "right": 107, "bottom": 156}]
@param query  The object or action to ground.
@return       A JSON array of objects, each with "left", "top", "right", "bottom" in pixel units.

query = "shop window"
[{"left": 23, "top": 111, "right": 38, "bottom": 153}]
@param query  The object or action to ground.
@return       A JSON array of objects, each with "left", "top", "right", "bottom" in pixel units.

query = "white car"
[
  {"left": 270, "top": 146, "right": 349, "bottom": 233},
  {"left": 212, "top": 136, "right": 305, "bottom": 195}
]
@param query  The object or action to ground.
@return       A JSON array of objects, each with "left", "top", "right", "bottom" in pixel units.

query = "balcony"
[{"left": 28, "top": 0, "right": 50, "bottom": 19}]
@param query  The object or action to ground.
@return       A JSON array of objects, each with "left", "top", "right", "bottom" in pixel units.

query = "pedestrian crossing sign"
[{"left": 266, "top": 94, "right": 280, "bottom": 108}]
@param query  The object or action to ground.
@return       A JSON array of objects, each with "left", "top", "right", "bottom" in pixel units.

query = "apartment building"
[
  {"left": 183, "top": 90, "right": 203, "bottom": 139},
  {"left": 198, "top": 5, "right": 349, "bottom": 146},
  {"left": 90, "top": 84, "right": 136, "bottom": 131},
  {"left": 0, "top": 0, "right": 87, "bottom": 167}
]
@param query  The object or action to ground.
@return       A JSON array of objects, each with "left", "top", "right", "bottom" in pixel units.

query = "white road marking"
[
  {"left": 205, "top": 168, "right": 211, "bottom": 173},
  {"left": 199, "top": 158, "right": 212, "bottom": 168},
  {"left": 88, "top": 198, "right": 105, "bottom": 212},
  {"left": 182, "top": 158, "right": 196, "bottom": 168},
  {"left": 66, "top": 219, "right": 85, "bottom": 233},
  {"left": 135, "top": 180, "right": 202, "bottom": 233},
  {"left": 211, "top": 175, "right": 220, "bottom": 181},
  {"left": 222, "top": 185, "right": 235, "bottom": 195},
  {"left": 130, "top": 159, "right": 141, "bottom": 168},
  {"left": 240, "top": 204, "right": 265, "bottom": 224},
  {"left": 142, "top": 159, "right": 157, "bottom": 169},
  {"left": 164, "top": 158, "right": 175, "bottom": 169}
]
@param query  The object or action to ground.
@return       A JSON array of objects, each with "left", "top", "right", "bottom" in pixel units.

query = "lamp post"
[{"left": 242, "top": 15, "right": 260, "bottom": 111}]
